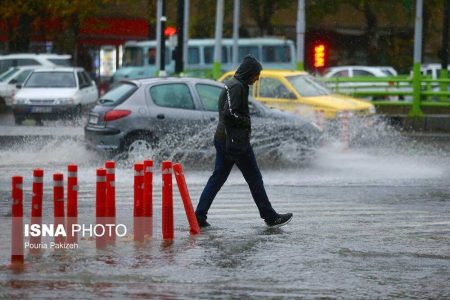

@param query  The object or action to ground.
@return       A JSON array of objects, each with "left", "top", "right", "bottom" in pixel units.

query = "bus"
[{"left": 112, "top": 38, "right": 296, "bottom": 82}]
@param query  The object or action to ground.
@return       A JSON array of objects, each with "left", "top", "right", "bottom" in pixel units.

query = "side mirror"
[
  {"left": 16, "top": 84, "right": 22, "bottom": 89},
  {"left": 9, "top": 79, "right": 17, "bottom": 85}
]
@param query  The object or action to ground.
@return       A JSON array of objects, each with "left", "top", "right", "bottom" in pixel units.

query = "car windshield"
[
  {"left": 98, "top": 82, "right": 138, "bottom": 106},
  {"left": 24, "top": 72, "right": 76, "bottom": 88},
  {"left": 0, "top": 68, "right": 19, "bottom": 82},
  {"left": 286, "top": 74, "right": 331, "bottom": 97}
]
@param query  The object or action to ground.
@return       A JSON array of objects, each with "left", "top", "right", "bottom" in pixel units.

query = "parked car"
[
  {"left": 323, "top": 65, "right": 398, "bottom": 78},
  {"left": 219, "top": 70, "right": 376, "bottom": 120},
  {"left": 12, "top": 67, "right": 98, "bottom": 124},
  {"left": 0, "top": 66, "right": 41, "bottom": 106},
  {"left": 322, "top": 65, "right": 404, "bottom": 101},
  {"left": 84, "top": 77, "right": 322, "bottom": 161},
  {"left": 0, "top": 53, "right": 72, "bottom": 74}
]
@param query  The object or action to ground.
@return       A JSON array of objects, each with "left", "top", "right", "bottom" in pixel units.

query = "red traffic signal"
[
  {"left": 313, "top": 43, "right": 327, "bottom": 68},
  {"left": 165, "top": 26, "right": 176, "bottom": 37}
]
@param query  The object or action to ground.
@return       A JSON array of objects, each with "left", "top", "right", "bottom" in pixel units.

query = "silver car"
[{"left": 84, "top": 77, "right": 322, "bottom": 161}]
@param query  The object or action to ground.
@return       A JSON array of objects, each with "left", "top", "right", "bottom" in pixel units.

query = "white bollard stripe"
[
  {"left": 68, "top": 171, "right": 77, "bottom": 178},
  {"left": 145, "top": 166, "right": 153, "bottom": 172},
  {"left": 134, "top": 171, "right": 144, "bottom": 176},
  {"left": 53, "top": 181, "right": 64, "bottom": 187},
  {"left": 106, "top": 168, "right": 115, "bottom": 174},
  {"left": 33, "top": 177, "right": 43, "bottom": 183},
  {"left": 15, "top": 183, "right": 23, "bottom": 189},
  {"left": 72, "top": 185, "right": 79, "bottom": 191},
  {"left": 109, "top": 181, "right": 115, "bottom": 187},
  {"left": 162, "top": 168, "right": 172, "bottom": 175},
  {"left": 97, "top": 176, "right": 106, "bottom": 183}
]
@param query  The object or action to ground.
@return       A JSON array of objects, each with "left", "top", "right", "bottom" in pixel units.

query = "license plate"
[
  {"left": 89, "top": 115, "right": 99, "bottom": 124},
  {"left": 31, "top": 107, "right": 52, "bottom": 113}
]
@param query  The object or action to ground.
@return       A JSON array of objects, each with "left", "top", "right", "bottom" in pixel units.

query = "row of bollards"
[{"left": 10, "top": 159, "right": 200, "bottom": 269}]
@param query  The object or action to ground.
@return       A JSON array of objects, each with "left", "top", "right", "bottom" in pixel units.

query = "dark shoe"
[
  {"left": 196, "top": 214, "right": 211, "bottom": 228},
  {"left": 265, "top": 213, "right": 293, "bottom": 228}
]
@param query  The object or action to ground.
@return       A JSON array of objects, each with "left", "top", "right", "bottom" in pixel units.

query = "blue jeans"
[{"left": 196, "top": 139, "right": 278, "bottom": 222}]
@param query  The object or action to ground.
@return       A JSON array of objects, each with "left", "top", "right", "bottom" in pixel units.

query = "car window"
[
  {"left": 150, "top": 83, "right": 195, "bottom": 110},
  {"left": 17, "top": 59, "right": 40, "bottom": 66},
  {"left": 0, "top": 60, "right": 13, "bottom": 73},
  {"left": 122, "top": 47, "right": 144, "bottom": 67},
  {"left": 82, "top": 72, "right": 93, "bottom": 86},
  {"left": 331, "top": 70, "right": 349, "bottom": 77},
  {"left": 204, "top": 46, "right": 228, "bottom": 64},
  {"left": 239, "top": 46, "right": 259, "bottom": 61},
  {"left": 353, "top": 70, "right": 375, "bottom": 76},
  {"left": 48, "top": 58, "right": 72, "bottom": 66},
  {"left": 98, "top": 82, "right": 138, "bottom": 106},
  {"left": 196, "top": 84, "right": 222, "bottom": 111},
  {"left": 77, "top": 72, "right": 86, "bottom": 88},
  {"left": 259, "top": 77, "right": 296, "bottom": 99},
  {"left": 188, "top": 47, "right": 200, "bottom": 64},
  {"left": 262, "top": 45, "right": 291, "bottom": 63},
  {"left": 286, "top": 74, "right": 330, "bottom": 97},
  {"left": 24, "top": 72, "right": 76, "bottom": 88},
  {"left": 14, "top": 69, "right": 33, "bottom": 84},
  {"left": 0, "top": 68, "right": 19, "bottom": 82}
]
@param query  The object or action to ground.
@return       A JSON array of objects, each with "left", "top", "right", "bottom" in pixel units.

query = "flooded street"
[{"left": 0, "top": 130, "right": 449, "bottom": 299}]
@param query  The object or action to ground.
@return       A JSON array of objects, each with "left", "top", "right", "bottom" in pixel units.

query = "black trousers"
[{"left": 195, "top": 139, "right": 278, "bottom": 222}]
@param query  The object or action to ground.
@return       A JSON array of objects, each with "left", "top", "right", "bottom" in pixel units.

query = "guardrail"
[{"left": 322, "top": 76, "right": 450, "bottom": 117}]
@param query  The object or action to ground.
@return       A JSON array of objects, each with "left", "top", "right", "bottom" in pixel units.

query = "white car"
[
  {"left": 12, "top": 67, "right": 98, "bottom": 125},
  {"left": 323, "top": 65, "right": 398, "bottom": 78},
  {"left": 0, "top": 53, "right": 71, "bottom": 74},
  {"left": 0, "top": 66, "right": 41, "bottom": 106},
  {"left": 323, "top": 65, "right": 402, "bottom": 100}
]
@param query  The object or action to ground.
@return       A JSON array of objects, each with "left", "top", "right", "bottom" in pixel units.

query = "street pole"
[
  {"left": 232, "top": 0, "right": 240, "bottom": 68},
  {"left": 296, "top": 0, "right": 305, "bottom": 71},
  {"left": 213, "top": 0, "right": 224, "bottom": 79},
  {"left": 175, "top": 0, "right": 184, "bottom": 74},
  {"left": 440, "top": 0, "right": 449, "bottom": 99},
  {"left": 156, "top": 0, "right": 162, "bottom": 76},
  {"left": 160, "top": 0, "right": 167, "bottom": 77},
  {"left": 183, "top": 0, "right": 189, "bottom": 68},
  {"left": 410, "top": 0, "right": 424, "bottom": 117}
]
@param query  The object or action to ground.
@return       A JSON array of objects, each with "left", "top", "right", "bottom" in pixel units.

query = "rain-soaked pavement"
[{"left": 0, "top": 118, "right": 449, "bottom": 299}]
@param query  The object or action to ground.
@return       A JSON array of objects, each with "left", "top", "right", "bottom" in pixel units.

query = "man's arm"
[{"left": 223, "top": 84, "right": 250, "bottom": 128}]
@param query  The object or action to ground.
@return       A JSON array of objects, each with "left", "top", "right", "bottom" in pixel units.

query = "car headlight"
[
  {"left": 55, "top": 98, "right": 74, "bottom": 105},
  {"left": 368, "top": 106, "right": 376, "bottom": 114},
  {"left": 13, "top": 98, "right": 28, "bottom": 105}
]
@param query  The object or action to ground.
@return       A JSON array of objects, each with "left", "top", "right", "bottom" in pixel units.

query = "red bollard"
[
  {"left": 53, "top": 173, "right": 65, "bottom": 247},
  {"left": 30, "top": 169, "right": 44, "bottom": 255},
  {"left": 105, "top": 161, "right": 116, "bottom": 243},
  {"left": 341, "top": 110, "right": 349, "bottom": 150},
  {"left": 143, "top": 160, "right": 153, "bottom": 218},
  {"left": 67, "top": 164, "right": 78, "bottom": 243},
  {"left": 96, "top": 168, "right": 107, "bottom": 249},
  {"left": 11, "top": 176, "right": 24, "bottom": 267},
  {"left": 134, "top": 163, "right": 144, "bottom": 241},
  {"left": 143, "top": 159, "right": 153, "bottom": 237},
  {"left": 162, "top": 161, "right": 174, "bottom": 240},
  {"left": 173, "top": 163, "right": 200, "bottom": 235}
]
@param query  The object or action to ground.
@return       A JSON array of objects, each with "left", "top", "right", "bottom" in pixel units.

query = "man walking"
[{"left": 195, "top": 55, "right": 293, "bottom": 228}]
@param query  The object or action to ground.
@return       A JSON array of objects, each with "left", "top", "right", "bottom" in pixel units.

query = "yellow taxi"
[{"left": 218, "top": 70, "right": 375, "bottom": 120}]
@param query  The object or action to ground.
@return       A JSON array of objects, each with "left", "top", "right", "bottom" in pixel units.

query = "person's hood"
[{"left": 234, "top": 55, "right": 262, "bottom": 84}]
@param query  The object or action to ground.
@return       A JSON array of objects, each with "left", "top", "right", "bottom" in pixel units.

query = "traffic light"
[{"left": 313, "top": 43, "right": 327, "bottom": 69}]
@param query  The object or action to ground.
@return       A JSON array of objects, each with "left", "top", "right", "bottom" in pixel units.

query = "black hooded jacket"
[{"left": 214, "top": 55, "right": 263, "bottom": 141}]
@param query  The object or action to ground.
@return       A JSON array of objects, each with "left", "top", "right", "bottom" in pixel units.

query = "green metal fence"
[{"left": 322, "top": 75, "right": 450, "bottom": 117}]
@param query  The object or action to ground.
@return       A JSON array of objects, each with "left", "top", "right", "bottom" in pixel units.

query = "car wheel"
[{"left": 125, "top": 134, "right": 155, "bottom": 162}]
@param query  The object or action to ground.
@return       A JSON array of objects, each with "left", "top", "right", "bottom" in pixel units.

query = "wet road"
[{"left": 0, "top": 130, "right": 449, "bottom": 299}]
